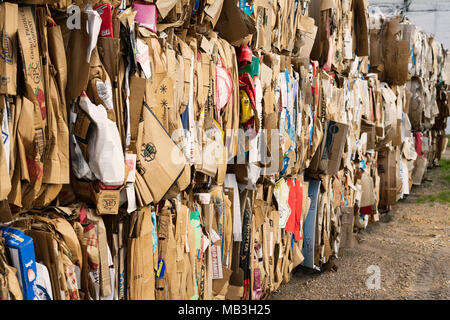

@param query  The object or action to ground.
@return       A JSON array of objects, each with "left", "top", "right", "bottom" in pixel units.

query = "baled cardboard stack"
[{"left": 0, "top": 0, "right": 448, "bottom": 300}]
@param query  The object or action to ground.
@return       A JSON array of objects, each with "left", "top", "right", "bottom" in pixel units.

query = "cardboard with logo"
[
  {"left": 17, "top": 6, "right": 47, "bottom": 211},
  {"left": 135, "top": 103, "right": 186, "bottom": 206}
]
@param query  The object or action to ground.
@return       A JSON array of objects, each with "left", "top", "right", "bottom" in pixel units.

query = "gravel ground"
[{"left": 271, "top": 152, "right": 450, "bottom": 300}]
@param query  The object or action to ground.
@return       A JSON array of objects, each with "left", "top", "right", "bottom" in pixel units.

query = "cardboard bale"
[
  {"left": 0, "top": 0, "right": 447, "bottom": 302},
  {"left": 378, "top": 147, "right": 401, "bottom": 207}
]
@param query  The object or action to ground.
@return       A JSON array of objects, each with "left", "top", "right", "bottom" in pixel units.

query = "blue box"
[{"left": 1, "top": 226, "right": 37, "bottom": 300}]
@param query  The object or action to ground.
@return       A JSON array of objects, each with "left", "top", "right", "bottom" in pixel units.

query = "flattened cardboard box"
[
  {"left": 339, "top": 207, "right": 356, "bottom": 249},
  {"left": 378, "top": 148, "right": 400, "bottom": 206},
  {"left": 314, "top": 120, "right": 349, "bottom": 175},
  {"left": 215, "top": 0, "right": 256, "bottom": 44}
]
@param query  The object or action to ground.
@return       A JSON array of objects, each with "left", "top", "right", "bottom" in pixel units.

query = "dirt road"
[{"left": 271, "top": 152, "right": 450, "bottom": 300}]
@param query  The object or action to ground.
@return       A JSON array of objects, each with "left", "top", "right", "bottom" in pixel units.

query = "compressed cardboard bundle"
[
  {"left": 369, "top": 11, "right": 445, "bottom": 87},
  {"left": 310, "top": 0, "right": 369, "bottom": 73},
  {"left": 0, "top": 0, "right": 448, "bottom": 300}
]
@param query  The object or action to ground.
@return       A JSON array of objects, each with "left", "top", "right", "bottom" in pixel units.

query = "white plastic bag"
[{"left": 78, "top": 93, "right": 124, "bottom": 186}]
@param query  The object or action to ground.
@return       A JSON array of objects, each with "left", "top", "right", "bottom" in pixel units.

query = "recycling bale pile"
[{"left": 0, "top": 0, "right": 448, "bottom": 300}]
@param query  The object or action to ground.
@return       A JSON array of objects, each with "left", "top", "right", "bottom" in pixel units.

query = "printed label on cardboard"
[{"left": 156, "top": 258, "right": 165, "bottom": 279}]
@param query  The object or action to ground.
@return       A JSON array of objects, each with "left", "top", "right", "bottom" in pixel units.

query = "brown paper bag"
[
  {"left": 97, "top": 36, "right": 126, "bottom": 146},
  {"left": 41, "top": 14, "right": 70, "bottom": 186},
  {"left": 27, "top": 228, "right": 63, "bottom": 300},
  {"left": 52, "top": 217, "right": 83, "bottom": 269},
  {"left": 18, "top": 6, "right": 46, "bottom": 122},
  {"left": 17, "top": 7, "right": 46, "bottom": 210},
  {"left": 86, "top": 209, "right": 111, "bottom": 298},
  {"left": 66, "top": 12, "right": 90, "bottom": 102},
  {"left": 127, "top": 208, "right": 155, "bottom": 300},
  {"left": 0, "top": 239, "right": 23, "bottom": 300},
  {"left": 174, "top": 202, "right": 189, "bottom": 299},
  {"left": 0, "top": 2, "right": 18, "bottom": 95},
  {"left": 5, "top": 263, "right": 23, "bottom": 300},
  {"left": 155, "top": 203, "right": 179, "bottom": 300}
]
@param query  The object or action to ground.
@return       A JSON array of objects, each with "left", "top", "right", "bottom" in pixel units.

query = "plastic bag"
[{"left": 78, "top": 92, "right": 124, "bottom": 186}]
